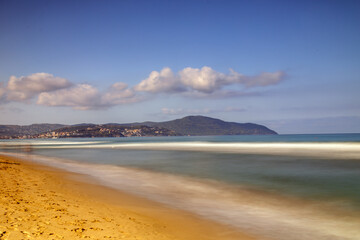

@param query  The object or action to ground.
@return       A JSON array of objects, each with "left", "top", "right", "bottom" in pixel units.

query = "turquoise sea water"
[{"left": 1, "top": 133, "right": 360, "bottom": 240}]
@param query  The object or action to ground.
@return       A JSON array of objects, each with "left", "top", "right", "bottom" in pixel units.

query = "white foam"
[{"left": 28, "top": 141, "right": 360, "bottom": 159}]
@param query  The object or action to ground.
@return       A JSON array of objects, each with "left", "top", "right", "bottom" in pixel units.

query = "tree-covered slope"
[{"left": 145, "top": 116, "right": 277, "bottom": 136}]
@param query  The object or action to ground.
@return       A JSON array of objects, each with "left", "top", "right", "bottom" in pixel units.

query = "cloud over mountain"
[
  {"left": 37, "top": 83, "right": 141, "bottom": 110},
  {"left": 1, "top": 73, "right": 141, "bottom": 110},
  {"left": 1, "top": 67, "right": 286, "bottom": 110},
  {"left": 37, "top": 84, "right": 103, "bottom": 110},
  {"left": 102, "top": 83, "right": 141, "bottom": 105},
  {"left": 135, "top": 66, "right": 286, "bottom": 97},
  {"left": 6, "top": 73, "right": 72, "bottom": 101},
  {"left": 134, "top": 67, "right": 184, "bottom": 93}
]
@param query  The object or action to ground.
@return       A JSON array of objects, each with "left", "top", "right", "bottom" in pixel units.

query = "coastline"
[{"left": 0, "top": 154, "right": 256, "bottom": 240}]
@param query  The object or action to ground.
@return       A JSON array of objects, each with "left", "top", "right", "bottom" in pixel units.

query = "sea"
[{"left": 1, "top": 133, "right": 360, "bottom": 240}]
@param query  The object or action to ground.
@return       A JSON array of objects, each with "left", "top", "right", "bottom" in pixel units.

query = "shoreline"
[{"left": 0, "top": 154, "right": 256, "bottom": 240}]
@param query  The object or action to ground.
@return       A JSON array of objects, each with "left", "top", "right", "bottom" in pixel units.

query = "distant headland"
[{"left": 0, "top": 116, "right": 277, "bottom": 139}]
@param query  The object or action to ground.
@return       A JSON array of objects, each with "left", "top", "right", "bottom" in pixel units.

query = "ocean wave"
[{"left": 8, "top": 141, "right": 358, "bottom": 159}]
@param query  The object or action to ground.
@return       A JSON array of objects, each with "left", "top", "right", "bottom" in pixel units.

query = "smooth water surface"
[{"left": 1, "top": 134, "right": 360, "bottom": 240}]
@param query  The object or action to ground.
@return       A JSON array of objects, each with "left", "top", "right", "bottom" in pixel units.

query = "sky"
[{"left": 0, "top": 0, "right": 359, "bottom": 134}]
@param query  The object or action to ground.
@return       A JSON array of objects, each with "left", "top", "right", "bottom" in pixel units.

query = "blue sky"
[{"left": 0, "top": 0, "right": 359, "bottom": 133}]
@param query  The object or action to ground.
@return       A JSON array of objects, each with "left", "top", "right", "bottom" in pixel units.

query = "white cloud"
[
  {"left": 2, "top": 73, "right": 142, "bottom": 110},
  {"left": 37, "top": 84, "right": 102, "bottom": 110},
  {"left": 134, "top": 67, "right": 184, "bottom": 93},
  {"left": 1, "top": 67, "right": 286, "bottom": 110},
  {"left": 6, "top": 73, "right": 72, "bottom": 101},
  {"left": 179, "top": 66, "right": 227, "bottom": 93},
  {"left": 135, "top": 66, "right": 285, "bottom": 97},
  {"left": 37, "top": 82, "right": 142, "bottom": 110},
  {"left": 102, "top": 82, "right": 142, "bottom": 105}
]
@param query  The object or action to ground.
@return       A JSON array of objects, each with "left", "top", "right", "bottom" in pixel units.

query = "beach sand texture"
[{"left": 0, "top": 155, "right": 255, "bottom": 240}]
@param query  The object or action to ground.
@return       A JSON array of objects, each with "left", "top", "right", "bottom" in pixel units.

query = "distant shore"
[{"left": 0, "top": 154, "right": 255, "bottom": 240}]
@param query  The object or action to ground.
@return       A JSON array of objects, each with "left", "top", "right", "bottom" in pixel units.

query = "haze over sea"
[{"left": 1, "top": 133, "right": 360, "bottom": 240}]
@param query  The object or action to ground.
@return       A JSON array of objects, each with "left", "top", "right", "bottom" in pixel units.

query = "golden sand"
[{"left": 0, "top": 155, "right": 255, "bottom": 240}]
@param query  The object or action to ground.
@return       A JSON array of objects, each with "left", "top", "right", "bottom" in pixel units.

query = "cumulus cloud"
[
  {"left": 102, "top": 82, "right": 142, "bottom": 105},
  {"left": 6, "top": 73, "right": 72, "bottom": 101},
  {"left": 1, "top": 67, "right": 286, "bottom": 110},
  {"left": 135, "top": 66, "right": 285, "bottom": 97},
  {"left": 37, "top": 82, "right": 141, "bottom": 110},
  {"left": 134, "top": 67, "right": 184, "bottom": 93},
  {"left": 37, "top": 84, "right": 103, "bottom": 110},
  {"left": 1, "top": 73, "right": 141, "bottom": 110},
  {"left": 179, "top": 66, "right": 228, "bottom": 93}
]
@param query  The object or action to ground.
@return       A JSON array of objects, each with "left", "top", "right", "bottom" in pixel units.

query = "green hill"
[{"left": 141, "top": 115, "right": 277, "bottom": 136}]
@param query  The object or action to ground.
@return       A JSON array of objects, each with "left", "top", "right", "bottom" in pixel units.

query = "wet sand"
[{"left": 0, "top": 154, "right": 256, "bottom": 240}]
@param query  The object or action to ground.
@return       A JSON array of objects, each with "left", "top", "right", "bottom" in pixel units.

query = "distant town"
[{"left": 0, "top": 124, "right": 179, "bottom": 139}]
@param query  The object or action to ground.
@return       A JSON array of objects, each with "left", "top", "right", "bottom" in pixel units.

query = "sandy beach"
[{"left": 0, "top": 154, "right": 255, "bottom": 240}]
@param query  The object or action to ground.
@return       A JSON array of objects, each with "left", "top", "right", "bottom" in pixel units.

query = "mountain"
[
  {"left": 135, "top": 115, "right": 277, "bottom": 136},
  {"left": 0, "top": 116, "right": 277, "bottom": 139},
  {"left": 0, "top": 124, "right": 66, "bottom": 139}
]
